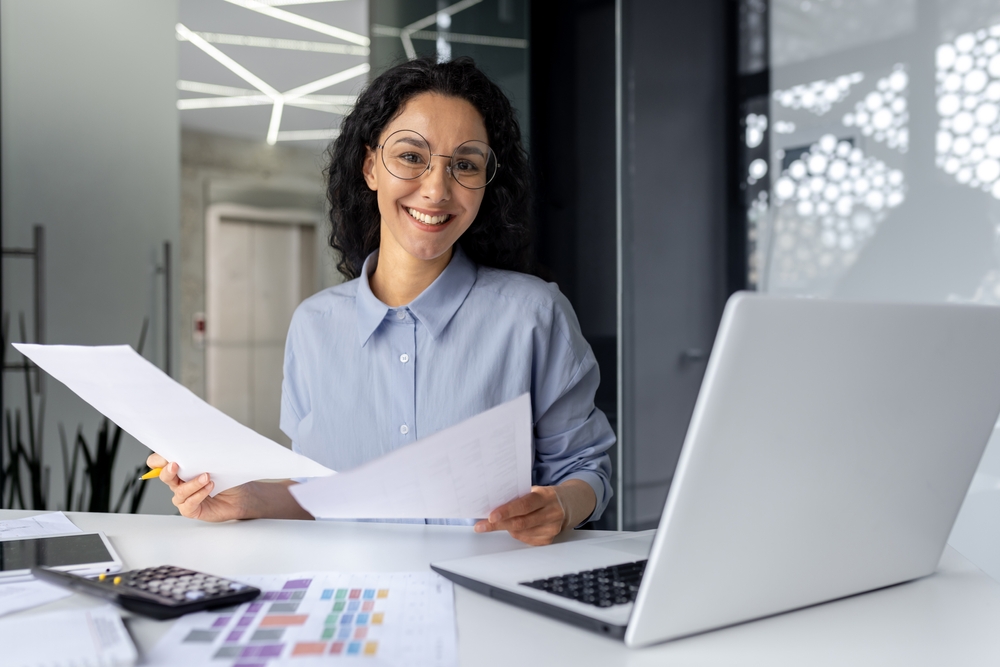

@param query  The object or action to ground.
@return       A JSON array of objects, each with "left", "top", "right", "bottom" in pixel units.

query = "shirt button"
[
  {"left": 396, "top": 311, "right": 405, "bottom": 320},
  {"left": 400, "top": 424, "right": 409, "bottom": 435},
  {"left": 399, "top": 354, "right": 409, "bottom": 363}
]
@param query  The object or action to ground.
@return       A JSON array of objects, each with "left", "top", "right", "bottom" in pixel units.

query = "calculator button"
[{"left": 184, "top": 591, "right": 206, "bottom": 600}]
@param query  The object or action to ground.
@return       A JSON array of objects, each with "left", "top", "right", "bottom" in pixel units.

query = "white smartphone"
[{"left": 0, "top": 532, "right": 123, "bottom": 579}]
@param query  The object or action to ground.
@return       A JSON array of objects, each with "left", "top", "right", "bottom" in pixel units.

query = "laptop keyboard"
[{"left": 519, "top": 560, "right": 647, "bottom": 608}]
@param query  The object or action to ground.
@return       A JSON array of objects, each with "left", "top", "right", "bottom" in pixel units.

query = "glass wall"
[{"left": 752, "top": 0, "right": 1000, "bottom": 581}]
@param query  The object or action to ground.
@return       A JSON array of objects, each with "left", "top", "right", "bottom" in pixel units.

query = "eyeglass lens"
[{"left": 380, "top": 129, "right": 498, "bottom": 189}]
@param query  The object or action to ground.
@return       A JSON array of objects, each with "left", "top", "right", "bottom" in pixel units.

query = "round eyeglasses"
[{"left": 377, "top": 129, "right": 499, "bottom": 190}]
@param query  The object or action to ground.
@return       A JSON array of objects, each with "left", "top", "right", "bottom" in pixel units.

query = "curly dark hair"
[{"left": 325, "top": 56, "right": 532, "bottom": 279}]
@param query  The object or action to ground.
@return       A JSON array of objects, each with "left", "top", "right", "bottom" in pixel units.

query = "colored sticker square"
[
  {"left": 340, "top": 614, "right": 354, "bottom": 625},
  {"left": 240, "top": 646, "right": 259, "bottom": 658},
  {"left": 290, "top": 591, "right": 305, "bottom": 600},
  {"left": 183, "top": 629, "right": 219, "bottom": 643},
  {"left": 356, "top": 613, "right": 369, "bottom": 625},
  {"left": 347, "top": 642, "right": 361, "bottom": 655},
  {"left": 354, "top": 627, "right": 368, "bottom": 640},
  {"left": 261, "top": 592, "right": 278, "bottom": 601},
  {"left": 349, "top": 589, "right": 361, "bottom": 599},
  {"left": 292, "top": 642, "right": 325, "bottom": 656},
  {"left": 259, "top": 615, "right": 308, "bottom": 627},
  {"left": 338, "top": 627, "right": 351, "bottom": 640},
  {"left": 247, "top": 602, "right": 264, "bottom": 612},
  {"left": 363, "top": 589, "right": 375, "bottom": 599},
  {"left": 377, "top": 589, "right": 389, "bottom": 599},
  {"left": 347, "top": 600, "right": 359, "bottom": 612},
  {"left": 237, "top": 617, "right": 254, "bottom": 627},
  {"left": 259, "top": 644, "right": 284, "bottom": 658},
  {"left": 277, "top": 591, "right": 292, "bottom": 601},
  {"left": 362, "top": 600, "right": 374, "bottom": 612},
  {"left": 330, "top": 642, "right": 345, "bottom": 655},
  {"left": 322, "top": 628, "right": 335, "bottom": 640},
  {"left": 226, "top": 631, "right": 244, "bottom": 642},
  {"left": 325, "top": 614, "right": 339, "bottom": 626},
  {"left": 283, "top": 579, "right": 312, "bottom": 590},
  {"left": 211, "top": 616, "right": 232, "bottom": 628},
  {"left": 250, "top": 628, "right": 284, "bottom": 642},
  {"left": 333, "top": 601, "right": 346, "bottom": 612},
  {"left": 371, "top": 613, "right": 384, "bottom": 625},
  {"left": 335, "top": 589, "right": 347, "bottom": 599},
  {"left": 214, "top": 646, "right": 242, "bottom": 659},
  {"left": 269, "top": 602, "right": 300, "bottom": 613},
  {"left": 364, "top": 641, "right": 378, "bottom": 656},
  {"left": 320, "top": 589, "right": 334, "bottom": 600}
]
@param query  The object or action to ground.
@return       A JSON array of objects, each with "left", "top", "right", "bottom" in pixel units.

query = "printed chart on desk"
[{"left": 147, "top": 572, "right": 457, "bottom": 667}]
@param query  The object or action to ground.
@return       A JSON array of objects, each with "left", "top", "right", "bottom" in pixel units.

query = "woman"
[{"left": 149, "top": 57, "right": 614, "bottom": 546}]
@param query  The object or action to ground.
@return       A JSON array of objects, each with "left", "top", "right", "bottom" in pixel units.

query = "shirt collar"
[{"left": 355, "top": 245, "right": 478, "bottom": 346}]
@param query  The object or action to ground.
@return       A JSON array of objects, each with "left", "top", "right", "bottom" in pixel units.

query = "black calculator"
[{"left": 32, "top": 565, "right": 261, "bottom": 620}]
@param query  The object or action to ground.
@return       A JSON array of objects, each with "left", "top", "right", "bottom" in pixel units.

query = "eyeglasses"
[{"left": 376, "top": 129, "right": 499, "bottom": 190}]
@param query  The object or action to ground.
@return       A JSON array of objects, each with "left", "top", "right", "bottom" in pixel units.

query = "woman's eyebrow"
[
  {"left": 390, "top": 136, "right": 429, "bottom": 148},
  {"left": 454, "top": 144, "right": 487, "bottom": 157}
]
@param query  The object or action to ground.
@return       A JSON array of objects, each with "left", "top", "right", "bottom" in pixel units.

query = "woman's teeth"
[{"left": 407, "top": 208, "right": 451, "bottom": 225}]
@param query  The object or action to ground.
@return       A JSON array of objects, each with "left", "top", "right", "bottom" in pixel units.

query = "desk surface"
[{"left": 4, "top": 510, "right": 1000, "bottom": 666}]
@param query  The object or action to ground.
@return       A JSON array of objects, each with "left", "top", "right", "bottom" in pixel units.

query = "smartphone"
[{"left": 0, "top": 532, "right": 123, "bottom": 579}]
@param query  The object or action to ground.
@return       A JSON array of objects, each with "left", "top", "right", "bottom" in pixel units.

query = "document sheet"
[
  {"left": 14, "top": 344, "right": 333, "bottom": 494},
  {"left": 0, "top": 512, "right": 79, "bottom": 612},
  {"left": 290, "top": 393, "right": 533, "bottom": 519},
  {"left": 0, "top": 605, "right": 138, "bottom": 667},
  {"left": 146, "top": 571, "right": 457, "bottom": 667}
]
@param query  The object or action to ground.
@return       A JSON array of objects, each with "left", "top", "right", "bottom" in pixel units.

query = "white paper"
[
  {"left": 13, "top": 344, "right": 333, "bottom": 494},
  {"left": 0, "top": 605, "right": 137, "bottom": 667},
  {"left": 146, "top": 571, "right": 456, "bottom": 667},
  {"left": 0, "top": 580, "right": 72, "bottom": 617},
  {"left": 0, "top": 511, "right": 81, "bottom": 539},
  {"left": 291, "top": 393, "right": 533, "bottom": 519}
]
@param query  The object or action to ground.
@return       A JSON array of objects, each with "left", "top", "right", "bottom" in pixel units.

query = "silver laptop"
[{"left": 432, "top": 293, "right": 1000, "bottom": 647}]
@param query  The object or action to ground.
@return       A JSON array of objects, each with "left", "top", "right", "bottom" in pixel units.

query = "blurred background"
[{"left": 3, "top": 0, "right": 1000, "bottom": 583}]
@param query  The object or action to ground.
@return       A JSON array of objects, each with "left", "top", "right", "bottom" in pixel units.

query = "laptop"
[{"left": 431, "top": 293, "right": 1000, "bottom": 647}]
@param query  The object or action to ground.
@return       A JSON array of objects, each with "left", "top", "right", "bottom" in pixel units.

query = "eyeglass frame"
[{"left": 375, "top": 129, "right": 500, "bottom": 190}]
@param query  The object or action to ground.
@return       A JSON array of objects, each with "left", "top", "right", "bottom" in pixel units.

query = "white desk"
[{"left": 4, "top": 510, "right": 1000, "bottom": 666}]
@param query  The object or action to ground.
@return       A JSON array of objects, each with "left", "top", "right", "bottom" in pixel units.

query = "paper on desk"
[
  {"left": 0, "top": 604, "right": 137, "bottom": 667},
  {"left": 1, "top": 512, "right": 79, "bottom": 609},
  {"left": 291, "top": 393, "right": 533, "bottom": 518},
  {"left": 13, "top": 344, "right": 333, "bottom": 494},
  {"left": 0, "top": 511, "right": 81, "bottom": 539}
]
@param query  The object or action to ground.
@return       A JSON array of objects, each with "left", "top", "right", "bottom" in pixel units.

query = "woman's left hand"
[{"left": 474, "top": 479, "right": 597, "bottom": 546}]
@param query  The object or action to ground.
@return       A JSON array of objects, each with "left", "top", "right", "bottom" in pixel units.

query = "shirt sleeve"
[
  {"left": 280, "top": 309, "right": 309, "bottom": 446},
  {"left": 531, "top": 288, "right": 615, "bottom": 524}
]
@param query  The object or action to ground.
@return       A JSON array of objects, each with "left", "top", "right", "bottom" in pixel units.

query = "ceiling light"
[
  {"left": 176, "top": 23, "right": 281, "bottom": 99},
  {"left": 223, "top": 0, "right": 369, "bottom": 47},
  {"left": 283, "top": 63, "right": 370, "bottom": 100},
  {"left": 267, "top": 100, "right": 285, "bottom": 145},
  {"left": 177, "top": 31, "right": 369, "bottom": 57}
]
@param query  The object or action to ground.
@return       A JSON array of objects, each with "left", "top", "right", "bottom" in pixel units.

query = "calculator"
[{"left": 32, "top": 565, "right": 261, "bottom": 620}]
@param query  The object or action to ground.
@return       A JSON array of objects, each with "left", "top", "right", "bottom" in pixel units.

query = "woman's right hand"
[{"left": 146, "top": 453, "right": 251, "bottom": 522}]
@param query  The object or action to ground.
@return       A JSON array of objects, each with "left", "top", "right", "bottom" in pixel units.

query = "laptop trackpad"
[{"left": 595, "top": 534, "right": 654, "bottom": 559}]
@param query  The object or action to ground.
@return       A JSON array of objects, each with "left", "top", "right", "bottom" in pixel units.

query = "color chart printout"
[{"left": 146, "top": 572, "right": 457, "bottom": 667}]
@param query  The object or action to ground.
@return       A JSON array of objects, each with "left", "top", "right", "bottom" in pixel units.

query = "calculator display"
[{"left": 0, "top": 533, "right": 113, "bottom": 571}]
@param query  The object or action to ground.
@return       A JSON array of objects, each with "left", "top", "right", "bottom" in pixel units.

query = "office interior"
[{"left": 2, "top": 0, "right": 1000, "bottom": 585}]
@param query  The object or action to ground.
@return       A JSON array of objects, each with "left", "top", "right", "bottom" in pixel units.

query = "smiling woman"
[{"left": 148, "top": 57, "right": 615, "bottom": 547}]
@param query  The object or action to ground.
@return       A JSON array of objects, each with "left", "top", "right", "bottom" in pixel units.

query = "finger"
[
  {"left": 146, "top": 453, "right": 167, "bottom": 468},
  {"left": 490, "top": 505, "right": 562, "bottom": 534},
  {"left": 158, "top": 462, "right": 184, "bottom": 490},
  {"left": 171, "top": 473, "right": 212, "bottom": 507},
  {"left": 489, "top": 490, "right": 548, "bottom": 524},
  {"left": 177, "top": 479, "right": 215, "bottom": 519}
]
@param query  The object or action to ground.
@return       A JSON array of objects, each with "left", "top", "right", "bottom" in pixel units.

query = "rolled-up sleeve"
[{"left": 531, "top": 291, "right": 615, "bottom": 524}]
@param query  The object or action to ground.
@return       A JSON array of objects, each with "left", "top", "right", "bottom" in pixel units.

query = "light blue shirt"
[{"left": 279, "top": 246, "right": 614, "bottom": 524}]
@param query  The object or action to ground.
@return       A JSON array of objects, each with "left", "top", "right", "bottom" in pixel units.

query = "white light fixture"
[
  {"left": 399, "top": 0, "right": 484, "bottom": 60},
  {"left": 267, "top": 99, "right": 285, "bottom": 145},
  {"left": 177, "top": 31, "right": 369, "bottom": 56},
  {"left": 176, "top": 23, "right": 281, "bottom": 100},
  {"left": 283, "top": 63, "right": 370, "bottom": 100},
  {"left": 223, "top": 0, "right": 369, "bottom": 47},
  {"left": 276, "top": 129, "right": 342, "bottom": 141}
]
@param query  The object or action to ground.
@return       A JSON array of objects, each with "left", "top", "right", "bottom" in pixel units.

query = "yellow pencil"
[{"left": 139, "top": 467, "right": 163, "bottom": 481}]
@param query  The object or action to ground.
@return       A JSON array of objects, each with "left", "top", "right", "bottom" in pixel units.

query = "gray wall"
[
  {"left": 2, "top": 0, "right": 180, "bottom": 514},
  {"left": 620, "top": 0, "right": 731, "bottom": 529}
]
